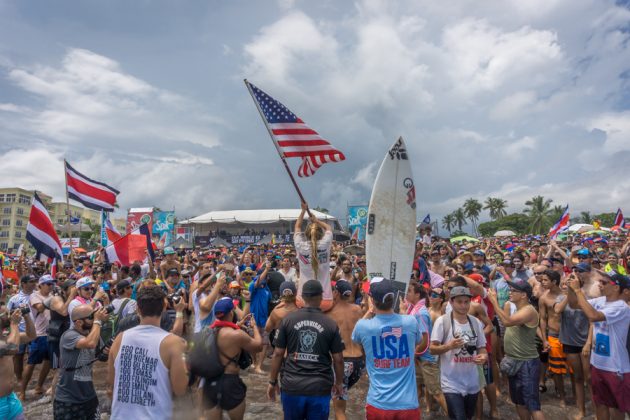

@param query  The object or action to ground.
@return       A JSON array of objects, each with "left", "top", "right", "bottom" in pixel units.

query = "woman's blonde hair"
[{"left": 305, "top": 223, "right": 324, "bottom": 277}]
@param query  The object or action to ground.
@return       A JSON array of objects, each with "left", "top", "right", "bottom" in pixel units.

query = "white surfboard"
[{"left": 366, "top": 137, "right": 417, "bottom": 297}]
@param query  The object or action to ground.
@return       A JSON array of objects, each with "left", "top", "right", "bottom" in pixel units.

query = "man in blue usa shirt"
[{"left": 352, "top": 277, "right": 423, "bottom": 419}]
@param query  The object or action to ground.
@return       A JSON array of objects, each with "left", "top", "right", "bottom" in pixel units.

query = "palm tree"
[
  {"left": 463, "top": 198, "right": 482, "bottom": 236},
  {"left": 484, "top": 197, "right": 508, "bottom": 220},
  {"left": 442, "top": 214, "right": 455, "bottom": 234},
  {"left": 523, "top": 195, "right": 554, "bottom": 234},
  {"left": 580, "top": 211, "right": 592, "bottom": 224},
  {"left": 452, "top": 208, "right": 467, "bottom": 232}
]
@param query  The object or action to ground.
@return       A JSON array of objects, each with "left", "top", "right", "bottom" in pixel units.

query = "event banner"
[
  {"left": 100, "top": 211, "right": 108, "bottom": 247},
  {"left": 127, "top": 209, "right": 153, "bottom": 235},
  {"left": 60, "top": 238, "right": 80, "bottom": 255},
  {"left": 347, "top": 205, "right": 368, "bottom": 241},
  {"left": 153, "top": 211, "right": 175, "bottom": 249},
  {"left": 175, "top": 226, "right": 192, "bottom": 241}
]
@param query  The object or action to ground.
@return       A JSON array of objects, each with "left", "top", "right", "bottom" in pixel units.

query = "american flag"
[
  {"left": 246, "top": 81, "right": 345, "bottom": 177},
  {"left": 381, "top": 326, "right": 402, "bottom": 339}
]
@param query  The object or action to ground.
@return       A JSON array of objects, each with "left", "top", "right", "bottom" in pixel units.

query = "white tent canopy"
[{"left": 182, "top": 209, "right": 337, "bottom": 225}]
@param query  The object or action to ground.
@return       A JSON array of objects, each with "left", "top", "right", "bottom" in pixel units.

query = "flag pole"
[
  {"left": 244, "top": 79, "right": 310, "bottom": 209},
  {"left": 63, "top": 159, "right": 73, "bottom": 256}
]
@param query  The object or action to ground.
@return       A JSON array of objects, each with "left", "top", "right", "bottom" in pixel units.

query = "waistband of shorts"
[
  {"left": 548, "top": 331, "right": 560, "bottom": 338},
  {"left": 343, "top": 356, "right": 365, "bottom": 362}
]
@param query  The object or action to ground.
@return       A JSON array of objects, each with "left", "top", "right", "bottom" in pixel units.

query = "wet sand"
[{"left": 22, "top": 357, "right": 593, "bottom": 419}]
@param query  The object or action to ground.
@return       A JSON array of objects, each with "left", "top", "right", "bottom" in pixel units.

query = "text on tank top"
[{"left": 111, "top": 325, "right": 172, "bottom": 420}]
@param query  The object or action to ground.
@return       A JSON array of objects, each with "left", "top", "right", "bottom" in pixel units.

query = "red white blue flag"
[
  {"left": 614, "top": 208, "right": 625, "bottom": 227},
  {"left": 549, "top": 206, "right": 570, "bottom": 239},
  {"left": 105, "top": 218, "right": 122, "bottom": 245},
  {"left": 26, "top": 193, "right": 63, "bottom": 261},
  {"left": 246, "top": 80, "right": 345, "bottom": 177},
  {"left": 65, "top": 160, "right": 119, "bottom": 212},
  {"left": 105, "top": 224, "right": 154, "bottom": 266}
]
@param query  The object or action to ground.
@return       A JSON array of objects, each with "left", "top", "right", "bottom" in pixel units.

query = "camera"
[
  {"left": 465, "top": 345, "right": 477, "bottom": 355},
  {"left": 167, "top": 289, "right": 184, "bottom": 305},
  {"left": 20, "top": 306, "right": 31, "bottom": 315},
  {"left": 104, "top": 304, "right": 115, "bottom": 314}
]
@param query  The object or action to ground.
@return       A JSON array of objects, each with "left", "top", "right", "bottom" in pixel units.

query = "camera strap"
[{"left": 444, "top": 312, "right": 477, "bottom": 344}]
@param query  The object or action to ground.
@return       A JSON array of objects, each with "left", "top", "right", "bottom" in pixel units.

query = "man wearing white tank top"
[{"left": 107, "top": 285, "right": 188, "bottom": 420}]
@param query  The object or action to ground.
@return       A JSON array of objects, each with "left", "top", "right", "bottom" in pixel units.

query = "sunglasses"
[
  {"left": 76, "top": 312, "right": 95, "bottom": 321},
  {"left": 81, "top": 287, "right": 95, "bottom": 292},
  {"left": 577, "top": 255, "right": 589, "bottom": 260},
  {"left": 430, "top": 292, "right": 443, "bottom": 299}
]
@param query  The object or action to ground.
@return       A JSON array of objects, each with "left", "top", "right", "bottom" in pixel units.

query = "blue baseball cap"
[
  {"left": 369, "top": 277, "right": 395, "bottom": 303},
  {"left": 574, "top": 262, "right": 592, "bottom": 272},
  {"left": 214, "top": 297, "right": 234, "bottom": 315}
]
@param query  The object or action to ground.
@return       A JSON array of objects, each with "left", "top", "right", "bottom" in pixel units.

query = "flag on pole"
[
  {"left": 65, "top": 161, "right": 119, "bottom": 212},
  {"left": 246, "top": 81, "right": 345, "bottom": 177},
  {"left": 422, "top": 214, "right": 430, "bottom": 225},
  {"left": 105, "top": 224, "right": 154, "bottom": 266},
  {"left": 549, "top": 206, "right": 570, "bottom": 239},
  {"left": 69, "top": 216, "right": 81, "bottom": 224},
  {"left": 105, "top": 218, "right": 123, "bottom": 245},
  {"left": 614, "top": 208, "right": 625, "bottom": 227},
  {"left": 26, "top": 193, "right": 63, "bottom": 261},
  {"left": 50, "top": 258, "right": 58, "bottom": 278}
]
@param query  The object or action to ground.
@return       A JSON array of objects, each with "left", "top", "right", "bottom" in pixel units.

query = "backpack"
[
  {"left": 100, "top": 298, "right": 131, "bottom": 345},
  {"left": 189, "top": 327, "right": 226, "bottom": 380}
]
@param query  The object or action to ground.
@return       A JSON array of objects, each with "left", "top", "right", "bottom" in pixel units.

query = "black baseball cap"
[
  {"left": 116, "top": 279, "right": 131, "bottom": 292},
  {"left": 507, "top": 278, "right": 533, "bottom": 296},
  {"left": 334, "top": 280, "right": 353, "bottom": 297},
  {"left": 279, "top": 281, "right": 297, "bottom": 296},
  {"left": 302, "top": 280, "right": 323, "bottom": 296},
  {"left": 166, "top": 268, "right": 179, "bottom": 277},
  {"left": 369, "top": 277, "right": 395, "bottom": 303}
]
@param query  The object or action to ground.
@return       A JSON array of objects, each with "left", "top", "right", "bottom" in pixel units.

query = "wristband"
[
  {"left": 176, "top": 312, "right": 184, "bottom": 319},
  {"left": 93, "top": 320, "right": 102, "bottom": 327}
]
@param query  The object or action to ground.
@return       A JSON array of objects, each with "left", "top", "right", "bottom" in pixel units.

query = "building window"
[
  {"left": 0, "top": 243, "right": 7, "bottom": 251},
  {"left": 19, "top": 194, "right": 30, "bottom": 204},
  {"left": 2, "top": 207, "right": 10, "bottom": 214},
  {"left": 0, "top": 232, "right": 8, "bottom": 238},
  {"left": 0, "top": 194, "right": 4, "bottom": 202},
  {"left": 16, "top": 207, "right": 24, "bottom": 216},
  {"left": 5, "top": 194, "right": 16, "bottom": 203},
  {"left": 14, "top": 231, "right": 21, "bottom": 238},
  {"left": 15, "top": 220, "right": 23, "bottom": 227},
  {"left": 1, "top": 220, "right": 9, "bottom": 226},
  {"left": 57, "top": 218, "right": 64, "bottom": 224}
]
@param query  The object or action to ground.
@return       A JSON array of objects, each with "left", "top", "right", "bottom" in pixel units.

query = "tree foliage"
[{"left": 478, "top": 213, "right": 533, "bottom": 237}]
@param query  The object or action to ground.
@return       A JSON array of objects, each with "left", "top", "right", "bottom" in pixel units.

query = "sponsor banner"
[
  {"left": 127, "top": 210, "right": 153, "bottom": 235},
  {"left": 60, "top": 238, "right": 80, "bottom": 255},
  {"left": 100, "top": 211, "right": 108, "bottom": 247},
  {"left": 175, "top": 226, "right": 191, "bottom": 241},
  {"left": 152, "top": 211, "right": 175, "bottom": 249},
  {"left": 347, "top": 205, "right": 368, "bottom": 241},
  {"left": 195, "top": 234, "right": 292, "bottom": 246}
]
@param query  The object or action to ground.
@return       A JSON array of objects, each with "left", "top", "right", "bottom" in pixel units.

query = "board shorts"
[
  {"left": 547, "top": 336, "right": 567, "bottom": 374},
  {"left": 53, "top": 397, "right": 100, "bottom": 420},
  {"left": 590, "top": 366, "right": 630, "bottom": 412},
  {"left": 420, "top": 360, "right": 442, "bottom": 395},
  {"left": 508, "top": 358, "right": 541, "bottom": 412},
  {"left": 281, "top": 394, "right": 330, "bottom": 420},
  {"left": 334, "top": 357, "right": 365, "bottom": 400},
  {"left": 27, "top": 336, "right": 49, "bottom": 365},
  {"left": 0, "top": 392, "right": 24, "bottom": 420},
  {"left": 366, "top": 404, "right": 421, "bottom": 420},
  {"left": 562, "top": 343, "right": 583, "bottom": 354},
  {"left": 202, "top": 374, "right": 247, "bottom": 411},
  {"left": 482, "top": 353, "right": 494, "bottom": 385}
]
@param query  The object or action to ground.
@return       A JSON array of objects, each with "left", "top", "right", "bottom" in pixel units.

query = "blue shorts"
[
  {"left": 27, "top": 336, "right": 49, "bottom": 365},
  {"left": 0, "top": 392, "right": 24, "bottom": 420},
  {"left": 281, "top": 393, "right": 330, "bottom": 420},
  {"left": 508, "top": 358, "right": 541, "bottom": 412}
]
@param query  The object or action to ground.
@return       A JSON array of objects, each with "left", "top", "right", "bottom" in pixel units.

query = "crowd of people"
[{"left": 0, "top": 205, "right": 629, "bottom": 420}]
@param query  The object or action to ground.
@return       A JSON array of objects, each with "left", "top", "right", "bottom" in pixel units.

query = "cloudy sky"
[{"left": 1, "top": 0, "right": 629, "bottom": 228}]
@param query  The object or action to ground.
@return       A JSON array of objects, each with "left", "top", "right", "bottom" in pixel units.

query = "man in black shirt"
[{"left": 267, "top": 279, "right": 344, "bottom": 420}]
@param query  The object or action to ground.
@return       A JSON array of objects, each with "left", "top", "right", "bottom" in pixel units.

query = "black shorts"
[
  {"left": 202, "top": 374, "right": 246, "bottom": 411},
  {"left": 492, "top": 316, "right": 501, "bottom": 337},
  {"left": 53, "top": 397, "right": 99, "bottom": 420},
  {"left": 48, "top": 338, "right": 61, "bottom": 369},
  {"left": 562, "top": 344, "right": 584, "bottom": 354}
]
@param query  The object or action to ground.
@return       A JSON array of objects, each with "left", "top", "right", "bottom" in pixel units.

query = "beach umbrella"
[
  {"left": 582, "top": 230, "right": 609, "bottom": 236},
  {"left": 343, "top": 244, "right": 365, "bottom": 255},
  {"left": 450, "top": 235, "right": 479, "bottom": 243},
  {"left": 567, "top": 223, "right": 594, "bottom": 233},
  {"left": 494, "top": 230, "right": 516, "bottom": 237}
]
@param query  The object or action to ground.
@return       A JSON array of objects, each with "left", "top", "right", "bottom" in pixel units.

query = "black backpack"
[{"left": 189, "top": 328, "right": 226, "bottom": 380}]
